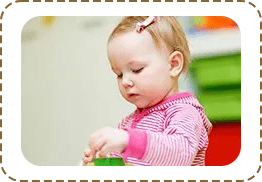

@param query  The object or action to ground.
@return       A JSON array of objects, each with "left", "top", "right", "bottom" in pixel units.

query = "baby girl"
[{"left": 83, "top": 16, "right": 212, "bottom": 166}]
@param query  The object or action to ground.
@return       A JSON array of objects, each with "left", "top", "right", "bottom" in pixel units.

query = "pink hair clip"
[{"left": 136, "top": 16, "right": 157, "bottom": 33}]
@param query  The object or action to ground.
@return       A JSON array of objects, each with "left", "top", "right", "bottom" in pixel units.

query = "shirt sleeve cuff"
[{"left": 121, "top": 128, "right": 147, "bottom": 160}]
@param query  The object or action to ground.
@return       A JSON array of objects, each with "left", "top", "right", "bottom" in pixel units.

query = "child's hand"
[
  {"left": 82, "top": 147, "right": 95, "bottom": 166},
  {"left": 89, "top": 127, "right": 129, "bottom": 157}
]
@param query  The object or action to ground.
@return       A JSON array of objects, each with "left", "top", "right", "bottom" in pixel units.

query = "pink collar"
[
  {"left": 131, "top": 92, "right": 195, "bottom": 128},
  {"left": 135, "top": 92, "right": 195, "bottom": 115},
  {"left": 158, "top": 92, "right": 194, "bottom": 105}
]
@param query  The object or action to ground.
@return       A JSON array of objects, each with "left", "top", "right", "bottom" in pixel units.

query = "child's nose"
[{"left": 122, "top": 75, "right": 134, "bottom": 88}]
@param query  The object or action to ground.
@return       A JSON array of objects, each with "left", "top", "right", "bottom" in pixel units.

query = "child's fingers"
[
  {"left": 82, "top": 156, "right": 88, "bottom": 166},
  {"left": 82, "top": 157, "right": 94, "bottom": 166},
  {"left": 84, "top": 147, "right": 97, "bottom": 159},
  {"left": 82, "top": 146, "right": 97, "bottom": 166},
  {"left": 82, "top": 155, "right": 89, "bottom": 161},
  {"left": 97, "top": 144, "right": 110, "bottom": 157},
  {"left": 82, "top": 161, "right": 88, "bottom": 166},
  {"left": 84, "top": 148, "right": 91, "bottom": 157},
  {"left": 83, "top": 154, "right": 95, "bottom": 162}
]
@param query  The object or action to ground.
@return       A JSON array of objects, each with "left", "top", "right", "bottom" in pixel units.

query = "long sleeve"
[
  {"left": 140, "top": 104, "right": 204, "bottom": 166},
  {"left": 121, "top": 128, "right": 147, "bottom": 159}
]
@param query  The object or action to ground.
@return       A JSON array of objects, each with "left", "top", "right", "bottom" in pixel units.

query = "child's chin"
[
  {"left": 135, "top": 104, "right": 151, "bottom": 110},
  {"left": 133, "top": 103, "right": 145, "bottom": 109}
]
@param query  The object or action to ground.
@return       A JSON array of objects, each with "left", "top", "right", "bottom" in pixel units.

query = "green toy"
[{"left": 94, "top": 157, "right": 125, "bottom": 166}]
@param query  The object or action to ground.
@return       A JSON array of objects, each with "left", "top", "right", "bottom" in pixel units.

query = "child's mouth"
[{"left": 128, "top": 93, "right": 139, "bottom": 98}]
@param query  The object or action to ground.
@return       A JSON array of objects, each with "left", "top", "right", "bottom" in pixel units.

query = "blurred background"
[{"left": 21, "top": 16, "right": 240, "bottom": 166}]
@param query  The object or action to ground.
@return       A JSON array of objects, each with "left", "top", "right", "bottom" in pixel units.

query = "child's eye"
[
  {"left": 117, "top": 73, "right": 123, "bottom": 79},
  {"left": 132, "top": 67, "right": 144, "bottom": 74}
]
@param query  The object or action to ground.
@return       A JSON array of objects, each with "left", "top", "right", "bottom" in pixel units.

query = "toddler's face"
[{"left": 108, "top": 31, "right": 177, "bottom": 109}]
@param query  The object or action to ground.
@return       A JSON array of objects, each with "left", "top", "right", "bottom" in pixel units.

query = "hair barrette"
[{"left": 136, "top": 16, "right": 157, "bottom": 33}]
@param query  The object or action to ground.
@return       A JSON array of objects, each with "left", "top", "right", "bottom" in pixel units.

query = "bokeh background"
[{"left": 21, "top": 16, "right": 241, "bottom": 166}]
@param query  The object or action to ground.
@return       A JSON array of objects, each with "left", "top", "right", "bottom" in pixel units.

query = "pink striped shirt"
[{"left": 112, "top": 92, "right": 212, "bottom": 166}]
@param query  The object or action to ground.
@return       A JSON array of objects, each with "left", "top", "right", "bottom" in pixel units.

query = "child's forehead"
[
  {"left": 108, "top": 32, "right": 159, "bottom": 61},
  {"left": 109, "top": 31, "right": 154, "bottom": 49}
]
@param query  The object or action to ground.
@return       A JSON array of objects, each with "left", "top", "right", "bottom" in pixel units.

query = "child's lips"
[{"left": 127, "top": 93, "right": 140, "bottom": 99}]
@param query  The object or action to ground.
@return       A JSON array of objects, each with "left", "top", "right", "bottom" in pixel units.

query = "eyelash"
[
  {"left": 132, "top": 67, "right": 144, "bottom": 74},
  {"left": 116, "top": 67, "right": 144, "bottom": 79}
]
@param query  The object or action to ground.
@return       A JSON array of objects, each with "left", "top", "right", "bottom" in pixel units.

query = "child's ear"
[{"left": 168, "top": 51, "right": 184, "bottom": 78}]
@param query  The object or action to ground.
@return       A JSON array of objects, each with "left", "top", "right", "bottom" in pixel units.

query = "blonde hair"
[{"left": 108, "top": 16, "right": 191, "bottom": 75}]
